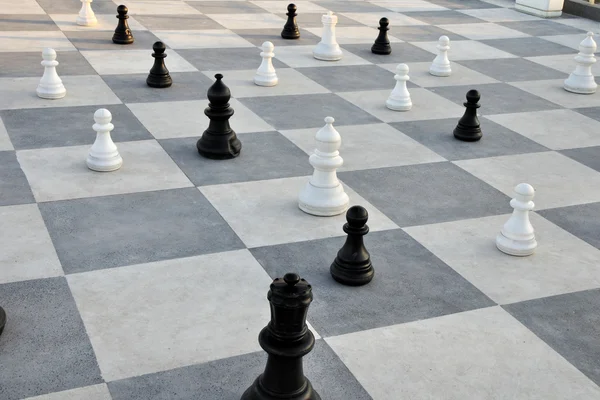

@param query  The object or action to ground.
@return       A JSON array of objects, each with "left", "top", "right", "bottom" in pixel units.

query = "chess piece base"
[
  {"left": 453, "top": 126, "right": 482, "bottom": 142},
  {"left": 496, "top": 232, "right": 537, "bottom": 257},
  {"left": 112, "top": 34, "right": 134, "bottom": 45},
  {"left": 313, "top": 44, "right": 343, "bottom": 61},
  {"left": 430, "top": 65, "right": 451, "bottom": 77},
  {"left": 371, "top": 43, "right": 391, "bottom": 55},
  {"left": 76, "top": 15, "right": 97, "bottom": 26},
  {"left": 564, "top": 75, "right": 597, "bottom": 94},
  {"left": 254, "top": 74, "right": 278, "bottom": 87},
  {"left": 281, "top": 29, "right": 300, "bottom": 39},
  {"left": 196, "top": 134, "right": 242, "bottom": 160},
  {"left": 515, "top": 2, "right": 562, "bottom": 18},
  {"left": 241, "top": 376, "right": 320, "bottom": 400},
  {"left": 0, "top": 306, "right": 5, "bottom": 336},
  {"left": 298, "top": 183, "right": 349, "bottom": 216},
  {"left": 86, "top": 153, "right": 123, "bottom": 172},
  {"left": 147, "top": 74, "right": 172, "bottom": 88},
  {"left": 330, "top": 260, "right": 374, "bottom": 286},
  {"left": 36, "top": 85, "right": 66, "bottom": 100},
  {"left": 386, "top": 97, "right": 412, "bottom": 111}
]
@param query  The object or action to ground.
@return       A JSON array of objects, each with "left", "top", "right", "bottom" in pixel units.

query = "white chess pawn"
[
  {"left": 386, "top": 63, "right": 412, "bottom": 111},
  {"left": 87, "top": 109, "right": 123, "bottom": 172},
  {"left": 564, "top": 32, "right": 597, "bottom": 94},
  {"left": 430, "top": 35, "right": 451, "bottom": 77},
  {"left": 76, "top": 0, "right": 97, "bottom": 26},
  {"left": 298, "top": 116, "right": 349, "bottom": 217},
  {"left": 313, "top": 11, "right": 343, "bottom": 61},
  {"left": 254, "top": 41, "right": 278, "bottom": 87},
  {"left": 36, "top": 48, "right": 66, "bottom": 100},
  {"left": 496, "top": 183, "right": 537, "bottom": 257}
]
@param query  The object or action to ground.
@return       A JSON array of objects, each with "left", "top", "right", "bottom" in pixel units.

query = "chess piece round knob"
[
  {"left": 117, "top": 4, "right": 128, "bottom": 15},
  {"left": 283, "top": 272, "right": 300, "bottom": 286},
  {"left": 466, "top": 89, "right": 480, "bottom": 104}
]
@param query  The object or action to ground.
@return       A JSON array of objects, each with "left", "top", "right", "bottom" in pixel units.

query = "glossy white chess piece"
[
  {"left": 87, "top": 109, "right": 123, "bottom": 172},
  {"left": 496, "top": 183, "right": 537, "bottom": 256},
  {"left": 254, "top": 41, "right": 278, "bottom": 87},
  {"left": 36, "top": 48, "right": 67, "bottom": 100}
]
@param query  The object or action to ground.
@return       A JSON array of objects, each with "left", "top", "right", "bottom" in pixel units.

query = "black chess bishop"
[
  {"left": 241, "top": 273, "right": 321, "bottom": 400},
  {"left": 453, "top": 89, "right": 483, "bottom": 142},
  {"left": 112, "top": 5, "right": 134, "bottom": 45},
  {"left": 197, "top": 74, "right": 242, "bottom": 159},
  {"left": 147, "top": 41, "right": 172, "bottom": 88},
  {"left": 281, "top": 3, "right": 300, "bottom": 39},
  {"left": 371, "top": 17, "right": 391, "bottom": 55},
  {"left": 330, "top": 205, "right": 374, "bottom": 286}
]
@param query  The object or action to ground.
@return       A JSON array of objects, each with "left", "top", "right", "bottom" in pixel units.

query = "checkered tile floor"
[{"left": 1, "top": 0, "right": 600, "bottom": 399}]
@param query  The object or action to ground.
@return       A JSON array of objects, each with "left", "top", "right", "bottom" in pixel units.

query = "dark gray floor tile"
[
  {"left": 36, "top": 0, "right": 118, "bottom": 14},
  {"left": 159, "top": 132, "right": 312, "bottom": 186},
  {"left": 392, "top": 24, "right": 468, "bottom": 42},
  {"left": 63, "top": 30, "right": 165, "bottom": 51},
  {"left": 538, "top": 202, "right": 600, "bottom": 250},
  {"left": 498, "top": 20, "right": 588, "bottom": 36},
  {"left": 232, "top": 28, "right": 320, "bottom": 47},
  {"left": 133, "top": 14, "right": 225, "bottom": 30},
  {"left": 429, "top": 83, "right": 561, "bottom": 114},
  {"left": 560, "top": 145, "right": 600, "bottom": 173},
  {"left": 0, "top": 51, "right": 96, "bottom": 77},
  {"left": 297, "top": 65, "right": 396, "bottom": 92},
  {"left": 186, "top": 1, "right": 271, "bottom": 14},
  {"left": 504, "top": 288, "right": 600, "bottom": 386},
  {"left": 403, "top": 10, "right": 487, "bottom": 25},
  {"left": 238, "top": 93, "right": 382, "bottom": 130},
  {"left": 273, "top": 12, "right": 361, "bottom": 28},
  {"left": 313, "top": 1, "right": 392, "bottom": 13},
  {"left": 341, "top": 42, "right": 436, "bottom": 64},
  {"left": 0, "top": 277, "right": 103, "bottom": 400},
  {"left": 38, "top": 188, "right": 245, "bottom": 273},
  {"left": 461, "top": 58, "right": 566, "bottom": 82},
  {"left": 338, "top": 162, "right": 510, "bottom": 227},
  {"left": 391, "top": 117, "right": 549, "bottom": 161},
  {"left": 0, "top": 14, "right": 59, "bottom": 30},
  {"left": 481, "top": 37, "right": 575, "bottom": 57},
  {"left": 102, "top": 72, "right": 213, "bottom": 104},
  {"left": 426, "top": 0, "right": 501, "bottom": 8},
  {"left": 1, "top": 105, "right": 152, "bottom": 150},
  {"left": 177, "top": 47, "right": 288, "bottom": 71},
  {"left": 573, "top": 106, "right": 600, "bottom": 122},
  {"left": 0, "top": 151, "right": 35, "bottom": 206},
  {"left": 108, "top": 340, "right": 371, "bottom": 400}
]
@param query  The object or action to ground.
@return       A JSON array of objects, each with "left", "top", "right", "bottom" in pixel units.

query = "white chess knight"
[
  {"left": 87, "top": 109, "right": 123, "bottom": 172},
  {"left": 430, "top": 35, "right": 451, "bottom": 77},
  {"left": 36, "top": 48, "right": 66, "bottom": 100},
  {"left": 298, "top": 116, "right": 349, "bottom": 217},
  {"left": 313, "top": 11, "right": 343, "bottom": 61},
  {"left": 76, "top": 0, "right": 97, "bottom": 26},
  {"left": 564, "top": 32, "right": 597, "bottom": 94},
  {"left": 386, "top": 63, "right": 412, "bottom": 111},
  {"left": 496, "top": 183, "right": 537, "bottom": 257},
  {"left": 254, "top": 41, "right": 278, "bottom": 87}
]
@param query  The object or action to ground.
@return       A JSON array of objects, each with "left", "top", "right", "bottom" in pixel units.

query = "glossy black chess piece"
[
  {"left": 241, "top": 273, "right": 321, "bottom": 400},
  {"left": 112, "top": 5, "right": 134, "bottom": 45},
  {"left": 281, "top": 3, "right": 300, "bottom": 39},
  {"left": 0, "top": 306, "right": 6, "bottom": 336},
  {"left": 371, "top": 17, "right": 391, "bottom": 55},
  {"left": 330, "top": 205, "right": 374, "bottom": 286},
  {"left": 147, "top": 41, "right": 172, "bottom": 88},
  {"left": 197, "top": 74, "right": 242, "bottom": 159},
  {"left": 453, "top": 89, "right": 483, "bottom": 142}
]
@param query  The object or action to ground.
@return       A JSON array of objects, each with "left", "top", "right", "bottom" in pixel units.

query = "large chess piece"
[
  {"left": 254, "top": 41, "right": 278, "bottom": 87},
  {"left": 313, "top": 11, "right": 343, "bottom": 61},
  {"left": 197, "top": 74, "right": 242, "bottom": 159},
  {"left": 281, "top": 3, "right": 300, "bottom": 39},
  {"left": 453, "top": 89, "right": 482, "bottom": 142},
  {"left": 386, "top": 63, "right": 412, "bottom": 111},
  {"left": 36, "top": 48, "right": 66, "bottom": 100},
  {"left": 112, "top": 5, "right": 134, "bottom": 45},
  {"left": 87, "top": 109, "right": 123, "bottom": 172},
  {"left": 298, "top": 116, "right": 349, "bottom": 217},
  {"left": 76, "top": 0, "right": 97, "bottom": 26},
  {"left": 0, "top": 306, "right": 5, "bottom": 336},
  {"left": 241, "top": 273, "right": 321, "bottom": 400},
  {"left": 496, "top": 183, "right": 537, "bottom": 257},
  {"left": 564, "top": 32, "right": 597, "bottom": 94},
  {"left": 330, "top": 206, "right": 374, "bottom": 286},
  {"left": 371, "top": 17, "right": 391, "bottom": 55},
  {"left": 147, "top": 41, "right": 172, "bottom": 88},
  {"left": 430, "top": 35, "right": 451, "bottom": 77}
]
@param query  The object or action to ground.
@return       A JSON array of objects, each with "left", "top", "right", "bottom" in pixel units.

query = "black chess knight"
[
  {"left": 453, "top": 89, "right": 483, "bottom": 142},
  {"left": 281, "top": 4, "right": 300, "bottom": 39},
  {"left": 112, "top": 5, "right": 134, "bottom": 45},
  {"left": 147, "top": 41, "right": 172, "bottom": 88},
  {"left": 371, "top": 17, "right": 391, "bottom": 55}
]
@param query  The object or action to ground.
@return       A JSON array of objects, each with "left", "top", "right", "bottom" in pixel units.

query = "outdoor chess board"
[{"left": 1, "top": 0, "right": 600, "bottom": 399}]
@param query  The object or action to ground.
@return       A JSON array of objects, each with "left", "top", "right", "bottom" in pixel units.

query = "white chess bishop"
[
  {"left": 430, "top": 35, "right": 451, "bottom": 77},
  {"left": 564, "top": 32, "right": 597, "bottom": 94},
  {"left": 313, "top": 11, "right": 343, "bottom": 61},
  {"left": 254, "top": 41, "right": 278, "bottom": 87},
  {"left": 496, "top": 183, "right": 537, "bottom": 257},
  {"left": 37, "top": 48, "right": 66, "bottom": 100},
  {"left": 386, "top": 63, "right": 412, "bottom": 111},
  {"left": 77, "top": 0, "right": 97, "bottom": 26},
  {"left": 87, "top": 109, "right": 123, "bottom": 172},
  {"left": 298, "top": 116, "right": 349, "bottom": 217}
]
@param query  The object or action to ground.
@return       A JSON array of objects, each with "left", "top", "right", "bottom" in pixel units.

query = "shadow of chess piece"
[
  {"left": 371, "top": 17, "right": 391, "bottom": 55},
  {"left": 330, "top": 205, "right": 374, "bottom": 286},
  {"left": 112, "top": 5, "right": 134, "bottom": 45},
  {"left": 241, "top": 273, "right": 321, "bottom": 400},
  {"left": 281, "top": 3, "right": 300, "bottom": 39},
  {"left": 0, "top": 306, "right": 6, "bottom": 336},
  {"left": 196, "top": 74, "right": 242, "bottom": 159},
  {"left": 453, "top": 89, "right": 482, "bottom": 142},
  {"left": 147, "top": 41, "right": 172, "bottom": 88}
]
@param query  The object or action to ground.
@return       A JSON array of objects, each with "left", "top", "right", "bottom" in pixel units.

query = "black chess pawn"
[
  {"left": 241, "top": 273, "right": 321, "bottom": 400},
  {"left": 0, "top": 306, "right": 6, "bottom": 336},
  {"left": 196, "top": 74, "right": 242, "bottom": 159},
  {"left": 112, "top": 5, "right": 134, "bottom": 45},
  {"left": 453, "top": 89, "right": 483, "bottom": 142},
  {"left": 281, "top": 3, "right": 300, "bottom": 39},
  {"left": 371, "top": 17, "right": 391, "bottom": 55},
  {"left": 147, "top": 42, "right": 172, "bottom": 88},
  {"left": 330, "top": 205, "right": 374, "bottom": 286}
]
